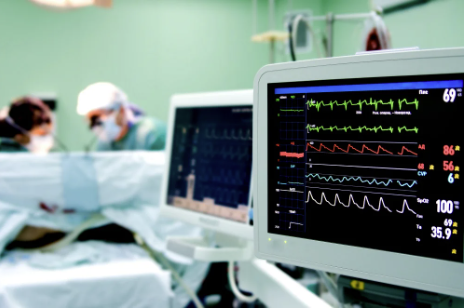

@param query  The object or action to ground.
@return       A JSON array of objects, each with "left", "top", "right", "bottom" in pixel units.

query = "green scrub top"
[
  {"left": 0, "top": 138, "right": 27, "bottom": 152},
  {"left": 96, "top": 117, "right": 166, "bottom": 151}
]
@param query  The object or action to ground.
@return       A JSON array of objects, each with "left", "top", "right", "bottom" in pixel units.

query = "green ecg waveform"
[
  {"left": 306, "top": 98, "right": 419, "bottom": 112},
  {"left": 397, "top": 126, "right": 419, "bottom": 133},
  {"left": 280, "top": 109, "right": 304, "bottom": 112},
  {"left": 306, "top": 125, "right": 418, "bottom": 133}
]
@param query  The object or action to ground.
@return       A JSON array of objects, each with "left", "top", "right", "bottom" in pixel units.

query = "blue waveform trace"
[
  {"left": 306, "top": 173, "right": 417, "bottom": 188},
  {"left": 397, "top": 181, "right": 417, "bottom": 188}
]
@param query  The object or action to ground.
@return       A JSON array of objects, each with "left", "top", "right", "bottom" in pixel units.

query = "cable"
[
  {"left": 317, "top": 271, "right": 338, "bottom": 293},
  {"left": 288, "top": 22, "right": 296, "bottom": 61},
  {"left": 317, "top": 271, "right": 343, "bottom": 308},
  {"left": 227, "top": 261, "right": 257, "bottom": 303},
  {"left": 19, "top": 213, "right": 107, "bottom": 253},
  {"left": 289, "top": 14, "right": 324, "bottom": 60},
  {"left": 52, "top": 132, "right": 70, "bottom": 153},
  {"left": 22, "top": 220, "right": 204, "bottom": 308},
  {"left": 291, "top": 14, "right": 302, "bottom": 59},
  {"left": 134, "top": 234, "right": 205, "bottom": 308},
  {"left": 84, "top": 135, "right": 98, "bottom": 153}
]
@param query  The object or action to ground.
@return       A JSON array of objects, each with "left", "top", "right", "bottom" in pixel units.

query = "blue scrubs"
[{"left": 0, "top": 138, "right": 27, "bottom": 152}]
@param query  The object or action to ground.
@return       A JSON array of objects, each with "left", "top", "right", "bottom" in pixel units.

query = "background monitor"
[
  {"left": 161, "top": 90, "right": 254, "bottom": 240},
  {"left": 253, "top": 48, "right": 464, "bottom": 296}
]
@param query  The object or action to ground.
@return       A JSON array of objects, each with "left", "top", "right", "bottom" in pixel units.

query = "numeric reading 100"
[{"left": 436, "top": 199, "right": 454, "bottom": 214}]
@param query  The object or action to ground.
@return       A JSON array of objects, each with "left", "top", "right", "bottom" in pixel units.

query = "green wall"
[{"left": 0, "top": 0, "right": 273, "bottom": 151}]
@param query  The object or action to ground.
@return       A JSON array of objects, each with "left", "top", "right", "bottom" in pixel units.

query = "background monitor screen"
[
  {"left": 166, "top": 106, "right": 253, "bottom": 223},
  {"left": 267, "top": 74, "right": 464, "bottom": 263}
]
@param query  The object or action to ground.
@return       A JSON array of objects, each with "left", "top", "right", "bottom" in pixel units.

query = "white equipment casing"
[{"left": 253, "top": 48, "right": 464, "bottom": 297}]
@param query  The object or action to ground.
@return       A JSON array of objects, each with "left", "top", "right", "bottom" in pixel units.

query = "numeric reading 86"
[{"left": 437, "top": 199, "right": 454, "bottom": 214}]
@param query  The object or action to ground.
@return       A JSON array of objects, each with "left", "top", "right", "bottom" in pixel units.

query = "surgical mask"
[
  {"left": 93, "top": 113, "right": 121, "bottom": 142},
  {"left": 25, "top": 134, "right": 54, "bottom": 154},
  {"left": 5, "top": 116, "right": 55, "bottom": 153}
]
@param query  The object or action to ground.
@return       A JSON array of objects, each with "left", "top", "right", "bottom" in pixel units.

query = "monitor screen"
[
  {"left": 267, "top": 74, "right": 464, "bottom": 263},
  {"left": 166, "top": 106, "right": 253, "bottom": 223}
]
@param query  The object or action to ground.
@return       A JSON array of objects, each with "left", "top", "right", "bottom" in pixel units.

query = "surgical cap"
[{"left": 77, "top": 82, "right": 128, "bottom": 116}]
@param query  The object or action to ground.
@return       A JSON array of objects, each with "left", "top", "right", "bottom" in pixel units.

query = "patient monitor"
[
  {"left": 160, "top": 90, "right": 254, "bottom": 240},
  {"left": 160, "top": 90, "right": 331, "bottom": 308},
  {"left": 253, "top": 48, "right": 464, "bottom": 297}
]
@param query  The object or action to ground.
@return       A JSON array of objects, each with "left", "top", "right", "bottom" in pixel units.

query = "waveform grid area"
[
  {"left": 306, "top": 125, "right": 419, "bottom": 134},
  {"left": 306, "top": 143, "right": 418, "bottom": 156},
  {"left": 307, "top": 98, "right": 419, "bottom": 112},
  {"left": 306, "top": 190, "right": 417, "bottom": 215},
  {"left": 279, "top": 151, "right": 304, "bottom": 158},
  {"left": 205, "top": 128, "right": 252, "bottom": 141},
  {"left": 306, "top": 173, "right": 418, "bottom": 188}
]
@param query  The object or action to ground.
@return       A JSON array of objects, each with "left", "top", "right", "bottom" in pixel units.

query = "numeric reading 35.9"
[{"left": 431, "top": 226, "right": 452, "bottom": 240}]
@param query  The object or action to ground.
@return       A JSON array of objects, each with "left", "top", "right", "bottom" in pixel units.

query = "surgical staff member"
[
  {"left": 0, "top": 96, "right": 54, "bottom": 153},
  {"left": 75, "top": 82, "right": 167, "bottom": 245},
  {"left": 77, "top": 82, "right": 166, "bottom": 151},
  {"left": 0, "top": 97, "right": 61, "bottom": 247}
]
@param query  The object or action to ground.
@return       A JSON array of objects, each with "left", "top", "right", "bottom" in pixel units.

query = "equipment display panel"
[
  {"left": 160, "top": 90, "right": 254, "bottom": 240},
  {"left": 166, "top": 105, "right": 253, "bottom": 223},
  {"left": 268, "top": 75, "right": 464, "bottom": 263}
]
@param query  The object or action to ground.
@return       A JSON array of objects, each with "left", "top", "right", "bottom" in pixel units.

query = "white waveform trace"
[
  {"left": 396, "top": 200, "right": 417, "bottom": 215},
  {"left": 289, "top": 222, "right": 303, "bottom": 229},
  {"left": 306, "top": 190, "right": 417, "bottom": 215}
]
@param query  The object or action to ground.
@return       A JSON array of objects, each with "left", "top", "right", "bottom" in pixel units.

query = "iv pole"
[
  {"left": 251, "top": 5, "right": 378, "bottom": 61},
  {"left": 251, "top": 0, "right": 289, "bottom": 64}
]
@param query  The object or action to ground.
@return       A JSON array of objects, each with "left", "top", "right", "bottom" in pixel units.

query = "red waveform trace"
[
  {"left": 280, "top": 151, "right": 304, "bottom": 158},
  {"left": 306, "top": 143, "right": 417, "bottom": 156},
  {"left": 397, "top": 146, "right": 418, "bottom": 155}
]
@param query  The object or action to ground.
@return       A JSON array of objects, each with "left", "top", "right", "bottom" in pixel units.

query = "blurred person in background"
[
  {"left": 74, "top": 82, "right": 167, "bottom": 244},
  {"left": 0, "top": 97, "right": 62, "bottom": 247},
  {"left": 77, "top": 82, "right": 166, "bottom": 151},
  {"left": 0, "top": 97, "right": 54, "bottom": 153}
]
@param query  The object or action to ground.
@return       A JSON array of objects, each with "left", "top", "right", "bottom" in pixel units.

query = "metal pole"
[
  {"left": 270, "top": 39, "right": 275, "bottom": 63},
  {"left": 268, "top": 0, "right": 275, "bottom": 30},
  {"left": 307, "top": 12, "right": 374, "bottom": 22},
  {"left": 309, "top": 15, "right": 327, "bottom": 21},
  {"left": 268, "top": 0, "right": 275, "bottom": 63},
  {"left": 334, "top": 12, "right": 374, "bottom": 20}
]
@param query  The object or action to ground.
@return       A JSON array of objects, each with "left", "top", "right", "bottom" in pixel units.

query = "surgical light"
[{"left": 30, "top": 0, "right": 112, "bottom": 9}]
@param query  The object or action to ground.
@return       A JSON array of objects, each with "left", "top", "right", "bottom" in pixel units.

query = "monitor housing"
[
  {"left": 253, "top": 48, "right": 464, "bottom": 296},
  {"left": 161, "top": 90, "right": 254, "bottom": 240}
]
